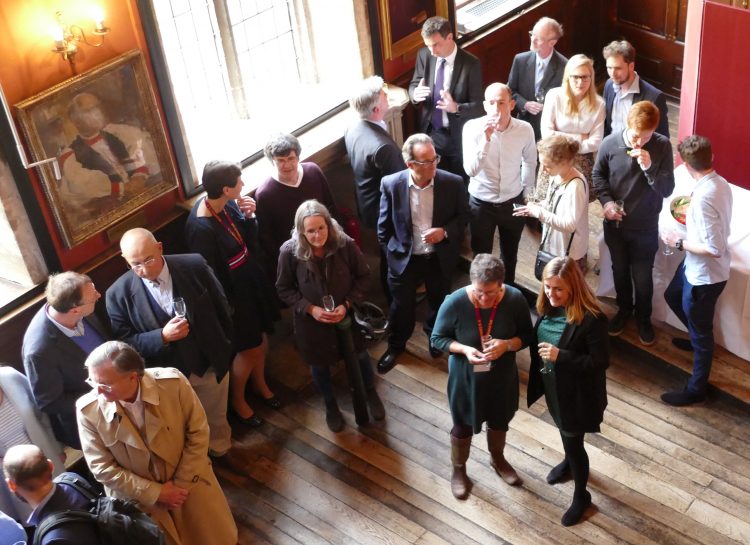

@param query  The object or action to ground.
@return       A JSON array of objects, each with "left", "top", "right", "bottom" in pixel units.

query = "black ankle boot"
[
  {"left": 561, "top": 490, "right": 591, "bottom": 526},
  {"left": 325, "top": 400, "right": 344, "bottom": 432}
]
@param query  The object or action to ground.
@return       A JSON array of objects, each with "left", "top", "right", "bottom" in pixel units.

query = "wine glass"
[
  {"left": 613, "top": 200, "right": 625, "bottom": 228},
  {"left": 535, "top": 89, "right": 546, "bottom": 104},
  {"left": 173, "top": 297, "right": 187, "bottom": 318},
  {"left": 480, "top": 335, "right": 493, "bottom": 352},
  {"left": 322, "top": 295, "right": 335, "bottom": 312},
  {"left": 540, "top": 358, "right": 553, "bottom": 374}
]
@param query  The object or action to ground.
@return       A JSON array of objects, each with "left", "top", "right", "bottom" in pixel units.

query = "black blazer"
[
  {"left": 408, "top": 47, "right": 484, "bottom": 149},
  {"left": 344, "top": 120, "right": 405, "bottom": 229},
  {"left": 377, "top": 168, "right": 469, "bottom": 277},
  {"left": 507, "top": 49, "right": 568, "bottom": 140},
  {"left": 527, "top": 311, "right": 609, "bottom": 433},
  {"left": 31, "top": 481, "right": 100, "bottom": 545},
  {"left": 603, "top": 77, "right": 670, "bottom": 138},
  {"left": 106, "top": 254, "right": 233, "bottom": 380},
  {"left": 22, "top": 307, "right": 108, "bottom": 448}
]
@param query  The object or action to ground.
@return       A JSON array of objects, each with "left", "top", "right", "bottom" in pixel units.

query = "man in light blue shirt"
[{"left": 661, "top": 135, "right": 733, "bottom": 406}]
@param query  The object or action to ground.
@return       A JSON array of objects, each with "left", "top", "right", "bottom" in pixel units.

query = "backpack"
[{"left": 32, "top": 472, "right": 165, "bottom": 545}]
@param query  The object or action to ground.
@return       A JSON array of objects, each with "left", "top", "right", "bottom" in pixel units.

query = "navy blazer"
[
  {"left": 106, "top": 254, "right": 233, "bottom": 381},
  {"left": 408, "top": 47, "right": 483, "bottom": 149},
  {"left": 507, "top": 49, "right": 568, "bottom": 140},
  {"left": 377, "top": 169, "right": 469, "bottom": 277},
  {"left": 603, "top": 77, "right": 670, "bottom": 138},
  {"left": 22, "top": 308, "right": 108, "bottom": 449},
  {"left": 527, "top": 311, "right": 609, "bottom": 433},
  {"left": 344, "top": 120, "right": 405, "bottom": 229},
  {"left": 30, "top": 482, "right": 99, "bottom": 545}
]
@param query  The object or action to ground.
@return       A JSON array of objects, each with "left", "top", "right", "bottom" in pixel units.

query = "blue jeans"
[
  {"left": 603, "top": 223, "right": 658, "bottom": 322},
  {"left": 664, "top": 262, "right": 726, "bottom": 395}
]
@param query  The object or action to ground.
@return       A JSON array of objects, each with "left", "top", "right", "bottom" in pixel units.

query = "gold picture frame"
[
  {"left": 379, "top": 0, "right": 449, "bottom": 60},
  {"left": 15, "top": 50, "right": 177, "bottom": 248}
]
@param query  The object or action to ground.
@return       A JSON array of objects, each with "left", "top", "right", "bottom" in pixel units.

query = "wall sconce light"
[{"left": 51, "top": 10, "right": 110, "bottom": 74}]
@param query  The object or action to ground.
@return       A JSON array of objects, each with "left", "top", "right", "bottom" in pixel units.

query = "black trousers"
[
  {"left": 430, "top": 127, "right": 467, "bottom": 184},
  {"left": 387, "top": 253, "right": 450, "bottom": 350}
]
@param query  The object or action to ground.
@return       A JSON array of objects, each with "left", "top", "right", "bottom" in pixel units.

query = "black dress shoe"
[
  {"left": 377, "top": 348, "right": 402, "bottom": 374},
  {"left": 661, "top": 389, "right": 706, "bottom": 406},
  {"left": 671, "top": 338, "right": 694, "bottom": 352},
  {"left": 260, "top": 396, "right": 282, "bottom": 410},
  {"left": 428, "top": 343, "right": 443, "bottom": 358},
  {"left": 231, "top": 409, "right": 263, "bottom": 427}
]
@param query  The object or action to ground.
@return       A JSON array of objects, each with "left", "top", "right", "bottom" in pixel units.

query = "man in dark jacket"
[
  {"left": 4, "top": 444, "right": 100, "bottom": 545},
  {"left": 105, "top": 228, "right": 236, "bottom": 462}
]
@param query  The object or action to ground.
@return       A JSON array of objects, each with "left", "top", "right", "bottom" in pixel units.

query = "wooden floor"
[{"left": 218, "top": 101, "right": 750, "bottom": 544}]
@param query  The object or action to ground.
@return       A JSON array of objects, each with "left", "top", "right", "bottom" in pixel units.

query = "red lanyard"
[
  {"left": 205, "top": 198, "right": 246, "bottom": 250},
  {"left": 472, "top": 293, "right": 501, "bottom": 340}
]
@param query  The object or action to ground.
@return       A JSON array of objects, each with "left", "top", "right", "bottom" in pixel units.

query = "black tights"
[{"left": 561, "top": 433, "right": 589, "bottom": 499}]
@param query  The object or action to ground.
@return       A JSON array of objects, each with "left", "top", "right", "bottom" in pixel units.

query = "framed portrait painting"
[
  {"left": 379, "top": 0, "right": 449, "bottom": 60},
  {"left": 15, "top": 49, "right": 177, "bottom": 248}
]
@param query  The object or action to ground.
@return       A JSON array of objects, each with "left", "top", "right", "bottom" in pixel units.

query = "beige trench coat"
[{"left": 76, "top": 368, "right": 237, "bottom": 545}]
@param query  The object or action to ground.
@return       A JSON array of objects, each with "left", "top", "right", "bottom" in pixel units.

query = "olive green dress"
[{"left": 431, "top": 285, "right": 533, "bottom": 433}]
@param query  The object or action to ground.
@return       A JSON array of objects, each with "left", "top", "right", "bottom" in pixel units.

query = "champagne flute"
[
  {"left": 614, "top": 199, "right": 625, "bottom": 228},
  {"left": 173, "top": 297, "right": 187, "bottom": 318},
  {"left": 535, "top": 88, "right": 546, "bottom": 104},
  {"left": 322, "top": 295, "right": 335, "bottom": 312}
]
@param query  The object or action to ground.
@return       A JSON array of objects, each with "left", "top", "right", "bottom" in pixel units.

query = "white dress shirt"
[
  {"left": 462, "top": 116, "right": 537, "bottom": 202},
  {"left": 409, "top": 175, "right": 435, "bottom": 255},
  {"left": 610, "top": 73, "right": 642, "bottom": 134},
  {"left": 141, "top": 258, "right": 174, "bottom": 315}
]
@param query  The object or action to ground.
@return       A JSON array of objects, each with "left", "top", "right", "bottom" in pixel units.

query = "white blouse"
[
  {"left": 541, "top": 88, "right": 606, "bottom": 155},
  {"left": 539, "top": 176, "right": 589, "bottom": 260}
]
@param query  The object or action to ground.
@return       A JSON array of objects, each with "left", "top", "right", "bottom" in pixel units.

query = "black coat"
[
  {"left": 106, "top": 254, "right": 233, "bottom": 380},
  {"left": 603, "top": 77, "right": 670, "bottom": 138},
  {"left": 527, "top": 311, "right": 609, "bottom": 433},
  {"left": 276, "top": 236, "right": 370, "bottom": 367}
]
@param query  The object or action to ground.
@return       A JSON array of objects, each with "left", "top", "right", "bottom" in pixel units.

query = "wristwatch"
[{"left": 676, "top": 239, "right": 684, "bottom": 251}]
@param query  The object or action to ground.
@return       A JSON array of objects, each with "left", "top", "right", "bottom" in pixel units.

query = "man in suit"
[
  {"left": 462, "top": 82, "right": 537, "bottom": 286},
  {"left": 602, "top": 40, "right": 670, "bottom": 138},
  {"left": 376, "top": 134, "right": 469, "bottom": 374},
  {"left": 23, "top": 272, "right": 108, "bottom": 449},
  {"left": 105, "top": 228, "right": 236, "bottom": 463},
  {"left": 345, "top": 75, "right": 406, "bottom": 301},
  {"left": 408, "top": 16, "right": 483, "bottom": 181},
  {"left": 76, "top": 341, "right": 237, "bottom": 545},
  {"left": 4, "top": 444, "right": 100, "bottom": 545},
  {"left": 508, "top": 17, "right": 567, "bottom": 141}
]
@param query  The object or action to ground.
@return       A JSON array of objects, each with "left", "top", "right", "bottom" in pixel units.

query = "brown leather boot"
[
  {"left": 487, "top": 429, "right": 521, "bottom": 486},
  {"left": 450, "top": 435, "right": 472, "bottom": 499}
]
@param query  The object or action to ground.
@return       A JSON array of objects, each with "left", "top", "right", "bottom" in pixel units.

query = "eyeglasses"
[
  {"left": 569, "top": 75, "right": 591, "bottom": 82},
  {"left": 126, "top": 256, "right": 158, "bottom": 272},
  {"left": 528, "top": 31, "right": 554, "bottom": 42},
  {"left": 473, "top": 287, "right": 502, "bottom": 299},
  {"left": 85, "top": 373, "right": 134, "bottom": 392},
  {"left": 410, "top": 155, "right": 441, "bottom": 166}
]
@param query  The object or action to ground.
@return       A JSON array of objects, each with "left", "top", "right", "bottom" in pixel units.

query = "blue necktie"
[{"left": 431, "top": 58, "right": 445, "bottom": 130}]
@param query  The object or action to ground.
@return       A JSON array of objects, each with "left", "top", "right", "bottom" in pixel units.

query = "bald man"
[{"left": 105, "top": 228, "right": 236, "bottom": 461}]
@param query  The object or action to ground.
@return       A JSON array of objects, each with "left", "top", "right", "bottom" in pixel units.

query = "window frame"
[{"left": 454, "top": 0, "right": 539, "bottom": 41}]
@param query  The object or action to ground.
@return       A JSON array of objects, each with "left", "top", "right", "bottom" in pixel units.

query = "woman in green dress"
[
  {"left": 431, "top": 254, "right": 533, "bottom": 499},
  {"left": 528, "top": 256, "right": 609, "bottom": 526}
]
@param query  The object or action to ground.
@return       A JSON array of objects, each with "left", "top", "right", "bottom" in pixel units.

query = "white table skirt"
[{"left": 597, "top": 164, "right": 750, "bottom": 361}]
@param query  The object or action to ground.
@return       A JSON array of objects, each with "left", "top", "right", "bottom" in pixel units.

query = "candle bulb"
[
  {"left": 92, "top": 7, "right": 106, "bottom": 33},
  {"left": 50, "top": 25, "right": 65, "bottom": 50}
]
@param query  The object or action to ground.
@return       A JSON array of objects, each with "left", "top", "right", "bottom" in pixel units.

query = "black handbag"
[{"left": 534, "top": 183, "right": 576, "bottom": 281}]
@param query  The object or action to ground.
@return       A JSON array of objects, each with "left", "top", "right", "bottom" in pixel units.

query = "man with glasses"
[
  {"left": 508, "top": 17, "right": 567, "bottom": 141},
  {"left": 462, "top": 83, "right": 537, "bottom": 286},
  {"left": 76, "top": 341, "right": 237, "bottom": 545},
  {"left": 376, "top": 133, "right": 469, "bottom": 373},
  {"left": 105, "top": 228, "right": 238, "bottom": 466},
  {"left": 602, "top": 40, "right": 670, "bottom": 138},
  {"left": 23, "top": 271, "right": 108, "bottom": 449},
  {"left": 409, "top": 16, "right": 483, "bottom": 181}
]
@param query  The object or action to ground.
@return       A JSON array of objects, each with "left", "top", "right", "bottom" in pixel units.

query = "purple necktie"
[{"left": 431, "top": 58, "right": 445, "bottom": 130}]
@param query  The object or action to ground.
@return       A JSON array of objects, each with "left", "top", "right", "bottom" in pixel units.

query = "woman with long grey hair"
[{"left": 276, "top": 200, "right": 385, "bottom": 432}]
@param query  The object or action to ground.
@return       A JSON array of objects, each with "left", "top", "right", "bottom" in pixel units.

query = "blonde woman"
[
  {"left": 534, "top": 54, "right": 605, "bottom": 202},
  {"left": 515, "top": 135, "right": 589, "bottom": 272}
]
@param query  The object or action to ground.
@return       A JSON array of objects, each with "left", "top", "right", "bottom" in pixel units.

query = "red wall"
[{"left": 680, "top": 0, "right": 750, "bottom": 190}]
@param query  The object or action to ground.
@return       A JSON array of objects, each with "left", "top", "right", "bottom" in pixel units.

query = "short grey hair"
[
  {"left": 421, "top": 16, "right": 451, "bottom": 39},
  {"left": 536, "top": 17, "right": 563, "bottom": 40},
  {"left": 85, "top": 341, "right": 145, "bottom": 377},
  {"left": 402, "top": 133, "right": 434, "bottom": 163},
  {"left": 470, "top": 254, "right": 505, "bottom": 284},
  {"left": 45, "top": 271, "right": 92, "bottom": 312},
  {"left": 263, "top": 133, "right": 302, "bottom": 161},
  {"left": 350, "top": 76, "right": 384, "bottom": 119}
]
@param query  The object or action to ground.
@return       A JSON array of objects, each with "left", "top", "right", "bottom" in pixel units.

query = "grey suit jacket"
[
  {"left": 106, "top": 253, "right": 233, "bottom": 381},
  {"left": 344, "top": 120, "right": 405, "bottom": 229},
  {"left": 508, "top": 49, "right": 568, "bottom": 140}
]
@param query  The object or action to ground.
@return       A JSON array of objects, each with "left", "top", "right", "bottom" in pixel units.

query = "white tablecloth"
[{"left": 597, "top": 164, "right": 750, "bottom": 361}]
